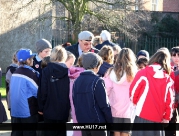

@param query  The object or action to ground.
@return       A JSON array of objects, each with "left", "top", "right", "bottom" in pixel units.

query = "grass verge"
[{"left": 0, "top": 75, "right": 6, "bottom": 98}]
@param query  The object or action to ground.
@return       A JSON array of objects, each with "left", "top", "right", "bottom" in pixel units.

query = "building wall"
[
  {"left": 143, "top": 0, "right": 179, "bottom": 12},
  {"left": 143, "top": 0, "right": 163, "bottom": 11},
  {"left": 163, "top": 0, "right": 179, "bottom": 12},
  {"left": 0, "top": 0, "right": 53, "bottom": 72}
]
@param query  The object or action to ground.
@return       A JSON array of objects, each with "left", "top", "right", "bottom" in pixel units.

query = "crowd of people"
[{"left": 0, "top": 29, "right": 179, "bottom": 136}]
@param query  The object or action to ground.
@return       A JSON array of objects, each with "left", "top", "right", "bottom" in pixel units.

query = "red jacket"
[
  {"left": 171, "top": 62, "right": 179, "bottom": 93},
  {"left": 130, "top": 64, "right": 175, "bottom": 122}
]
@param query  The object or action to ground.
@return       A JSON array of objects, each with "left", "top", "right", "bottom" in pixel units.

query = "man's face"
[{"left": 78, "top": 39, "right": 92, "bottom": 53}]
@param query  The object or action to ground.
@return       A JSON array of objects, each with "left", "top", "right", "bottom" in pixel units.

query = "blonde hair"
[
  {"left": 66, "top": 51, "right": 76, "bottom": 62},
  {"left": 113, "top": 45, "right": 121, "bottom": 54},
  {"left": 76, "top": 55, "right": 83, "bottom": 67},
  {"left": 93, "top": 36, "right": 101, "bottom": 46},
  {"left": 149, "top": 49, "right": 171, "bottom": 74},
  {"left": 108, "top": 48, "right": 137, "bottom": 82},
  {"left": 50, "top": 45, "right": 67, "bottom": 62},
  {"left": 98, "top": 45, "right": 114, "bottom": 64},
  {"left": 113, "top": 45, "right": 122, "bottom": 64}
]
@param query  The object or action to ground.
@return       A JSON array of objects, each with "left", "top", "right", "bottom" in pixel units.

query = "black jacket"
[
  {"left": 66, "top": 43, "right": 99, "bottom": 64},
  {"left": 32, "top": 56, "right": 42, "bottom": 75},
  {"left": 0, "top": 93, "right": 7, "bottom": 123},
  {"left": 95, "top": 40, "right": 117, "bottom": 50},
  {"left": 38, "top": 62, "right": 70, "bottom": 121}
]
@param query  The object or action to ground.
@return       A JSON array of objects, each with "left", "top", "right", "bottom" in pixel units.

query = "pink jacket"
[
  {"left": 103, "top": 70, "right": 133, "bottom": 118},
  {"left": 68, "top": 67, "right": 85, "bottom": 122},
  {"left": 68, "top": 67, "right": 84, "bottom": 136}
]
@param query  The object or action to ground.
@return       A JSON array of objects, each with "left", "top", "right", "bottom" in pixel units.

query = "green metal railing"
[
  {"left": 124, "top": 37, "right": 179, "bottom": 56},
  {"left": 51, "top": 35, "right": 179, "bottom": 57}
]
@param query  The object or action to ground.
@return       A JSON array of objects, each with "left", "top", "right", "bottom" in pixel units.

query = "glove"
[{"left": 161, "top": 119, "right": 169, "bottom": 128}]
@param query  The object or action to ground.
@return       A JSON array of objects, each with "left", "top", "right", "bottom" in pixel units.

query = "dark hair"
[
  {"left": 171, "top": 46, "right": 179, "bottom": 55},
  {"left": 62, "top": 42, "right": 71, "bottom": 48},
  {"left": 137, "top": 57, "right": 148, "bottom": 67},
  {"left": 19, "top": 56, "right": 34, "bottom": 66},
  {"left": 41, "top": 56, "right": 50, "bottom": 69}
]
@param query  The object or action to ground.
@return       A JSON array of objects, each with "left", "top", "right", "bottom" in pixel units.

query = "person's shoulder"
[
  {"left": 95, "top": 44, "right": 103, "bottom": 50},
  {"left": 108, "top": 41, "right": 117, "bottom": 46},
  {"left": 90, "top": 47, "right": 99, "bottom": 53},
  {"left": 66, "top": 43, "right": 78, "bottom": 50},
  {"left": 91, "top": 73, "right": 103, "bottom": 82}
]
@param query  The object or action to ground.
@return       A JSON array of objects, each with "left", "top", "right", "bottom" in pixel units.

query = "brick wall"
[{"left": 163, "top": 0, "right": 179, "bottom": 12}]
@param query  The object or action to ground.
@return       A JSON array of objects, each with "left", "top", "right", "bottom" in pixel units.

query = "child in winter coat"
[
  {"left": 5, "top": 51, "right": 19, "bottom": 111},
  {"left": 164, "top": 46, "right": 179, "bottom": 136},
  {"left": 32, "top": 39, "right": 52, "bottom": 75},
  {"left": 10, "top": 49, "right": 39, "bottom": 136},
  {"left": 104, "top": 48, "right": 137, "bottom": 136},
  {"left": 73, "top": 52, "right": 113, "bottom": 136},
  {"left": 98, "top": 45, "right": 114, "bottom": 77},
  {"left": 38, "top": 46, "right": 70, "bottom": 136},
  {"left": 68, "top": 55, "right": 84, "bottom": 136},
  {"left": 130, "top": 49, "right": 175, "bottom": 136}
]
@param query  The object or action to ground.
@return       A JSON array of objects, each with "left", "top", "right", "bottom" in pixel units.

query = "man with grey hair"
[
  {"left": 66, "top": 31, "right": 99, "bottom": 64},
  {"left": 95, "top": 30, "right": 117, "bottom": 50}
]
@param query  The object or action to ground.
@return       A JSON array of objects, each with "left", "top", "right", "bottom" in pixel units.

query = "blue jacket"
[
  {"left": 73, "top": 71, "right": 112, "bottom": 123},
  {"left": 10, "top": 66, "right": 39, "bottom": 118},
  {"left": 97, "top": 62, "right": 113, "bottom": 77},
  {"left": 95, "top": 40, "right": 117, "bottom": 50}
]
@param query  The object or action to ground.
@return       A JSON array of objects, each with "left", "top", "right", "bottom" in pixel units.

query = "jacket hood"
[
  {"left": 109, "top": 69, "right": 127, "bottom": 84},
  {"left": 146, "top": 64, "right": 167, "bottom": 79},
  {"left": 46, "top": 62, "right": 68, "bottom": 79},
  {"left": 68, "top": 66, "right": 85, "bottom": 79}
]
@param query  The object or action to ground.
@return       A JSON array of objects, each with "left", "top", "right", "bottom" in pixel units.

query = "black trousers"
[
  {"left": 82, "top": 130, "right": 106, "bottom": 136},
  {"left": 164, "top": 109, "right": 177, "bottom": 136},
  {"left": 43, "top": 118, "right": 67, "bottom": 136},
  {"left": 11, "top": 114, "right": 38, "bottom": 136}
]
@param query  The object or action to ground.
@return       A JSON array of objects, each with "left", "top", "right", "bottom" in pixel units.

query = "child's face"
[
  {"left": 65, "top": 57, "right": 75, "bottom": 68},
  {"left": 137, "top": 64, "right": 145, "bottom": 70},
  {"left": 171, "top": 53, "right": 179, "bottom": 66},
  {"left": 39, "top": 48, "right": 52, "bottom": 59}
]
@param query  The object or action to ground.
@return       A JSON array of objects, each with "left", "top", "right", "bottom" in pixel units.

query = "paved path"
[
  {"left": 1, "top": 98, "right": 179, "bottom": 136},
  {"left": 0, "top": 98, "right": 73, "bottom": 136}
]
